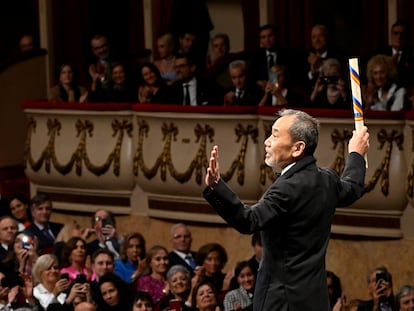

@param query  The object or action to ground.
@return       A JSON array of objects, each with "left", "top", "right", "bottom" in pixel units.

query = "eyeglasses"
[{"left": 173, "top": 234, "right": 191, "bottom": 240}]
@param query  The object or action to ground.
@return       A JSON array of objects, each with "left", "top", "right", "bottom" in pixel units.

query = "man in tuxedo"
[
  {"left": 169, "top": 53, "right": 223, "bottom": 106},
  {"left": 24, "top": 194, "right": 63, "bottom": 255},
  {"left": 0, "top": 216, "right": 18, "bottom": 260},
  {"left": 203, "top": 109, "right": 369, "bottom": 311},
  {"left": 168, "top": 223, "right": 197, "bottom": 274}
]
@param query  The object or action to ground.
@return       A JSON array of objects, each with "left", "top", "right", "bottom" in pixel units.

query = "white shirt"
[
  {"left": 370, "top": 83, "right": 405, "bottom": 111},
  {"left": 173, "top": 250, "right": 194, "bottom": 267},
  {"left": 33, "top": 283, "right": 66, "bottom": 310},
  {"left": 183, "top": 78, "right": 197, "bottom": 106}
]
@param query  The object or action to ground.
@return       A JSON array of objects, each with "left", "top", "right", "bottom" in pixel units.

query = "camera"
[
  {"left": 320, "top": 75, "right": 339, "bottom": 84},
  {"left": 75, "top": 274, "right": 87, "bottom": 284}
]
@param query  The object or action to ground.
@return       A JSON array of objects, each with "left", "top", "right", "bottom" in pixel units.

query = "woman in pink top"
[{"left": 60, "top": 237, "right": 95, "bottom": 282}]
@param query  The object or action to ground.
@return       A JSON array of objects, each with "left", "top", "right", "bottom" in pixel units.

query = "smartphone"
[
  {"left": 75, "top": 274, "right": 87, "bottom": 284},
  {"left": 376, "top": 271, "right": 388, "bottom": 283},
  {"left": 102, "top": 217, "right": 112, "bottom": 227},
  {"left": 60, "top": 273, "right": 69, "bottom": 280},
  {"left": 21, "top": 235, "right": 33, "bottom": 250},
  {"left": 169, "top": 299, "right": 182, "bottom": 311}
]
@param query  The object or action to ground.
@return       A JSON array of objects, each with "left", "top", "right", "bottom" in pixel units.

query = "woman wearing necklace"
[{"left": 154, "top": 33, "right": 177, "bottom": 85}]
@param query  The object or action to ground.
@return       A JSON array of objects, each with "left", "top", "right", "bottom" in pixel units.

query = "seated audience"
[
  {"left": 191, "top": 280, "right": 222, "bottom": 311},
  {"left": 132, "top": 291, "right": 154, "bottom": 311},
  {"left": 396, "top": 285, "right": 414, "bottom": 311},
  {"left": 224, "top": 60, "right": 263, "bottom": 106},
  {"left": 98, "top": 272, "right": 132, "bottom": 311},
  {"left": 327, "top": 270, "right": 342, "bottom": 310},
  {"left": 8, "top": 194, "right": 32, "bottom": 231},
  {"left": 169, "top": 53, "right": 223, "bottom": 106},
  {"left": 114, "top": 232, "right": 146, "bottom": 283},
  {"left": 137, "top": 63, "right": 170, "bottom": 103},
  {"left": 309, "top": 58, "right": 350, "bottom": 109},
  {"left": 136, "top": 245, "right": 169, "bottom": 303},
  {"left": 206, "top": 33, "right": 231, "bottom": 69},
  {"left": 195, "top": 243, "right": 231, "bottom": 292},
  {"left": 48, "top": 64, "right": 88, "bottom": 103},
  {"left": 364, "top": 54, "right": 406, "bottom": 111},
  {"left": 154, "top": 33, "right": 177, "bottom": 85},
  {"left": 223, "top": 261, "right": 255, "bottom": 311},
  {"left": 89, "top": 62, "right": 137, "bottom": 103},
  {"left": 60, "top": 237, "right": 94, "bottom": 283},
  {"left": 168, "top": 223, "right": 197, "bottom": 275},
  {"left": 24, "top": 194, "right": 63, "bottom": 255},
  {"left": 0, "top": 270, "right": 38, "bottom": 310},
  {"left": 357, "top": 266, "right": 395, "bottom": 311}
]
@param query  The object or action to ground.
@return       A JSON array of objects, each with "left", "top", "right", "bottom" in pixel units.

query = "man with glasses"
[{"left": 168, "top": 223, "right": 197, "bottom": 274}]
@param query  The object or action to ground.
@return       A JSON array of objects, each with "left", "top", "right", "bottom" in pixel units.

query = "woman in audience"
[
  {"left": 48, "top": 63, "right": 88, "bottom": 103},
  {"left": 364, "top": 54, "right": 406, "bottom": 111},
  {"left": 154, "top": 33, "right": 177, "bottom": 85},
  {"left": 196, "top": 243, "right": 231, "bottom": 292},
  {"left": 155, "top": 265, "right": 192, "bottom": 311},
  {"left": 90, "top": 62, "right": 137, "bottom": 103},
  {"left": 137, "top": 62, "right": 169, "bottom": 103},
  {"left": 98, "top": 272, "right": 132, "bottom": 311},
  {"left": 132, "top": 291, "right": 154, "bottom": 311},
  {"left": 33, "top": 254, "right": 86, "bottom": 310},
  {"left": 115, "top": 232, "right": 146, "bottom": 283},
  {"left": 223, "top": 261, "right": 255, "bottom": 311},
  {"left": 191, "top": 280, "right": 222, "bottom": 311},
  {"left": 8, "top": 194, "right": 32, "bottom": 231},
  {"left": 309, "top": 58, "right": 349, "bottom": 109},
  {"left": 60, "top": 237, "right": 94, "bottom": 283},
  {"left": 136, "top": 245, "right": 169, "bottom": 303}
]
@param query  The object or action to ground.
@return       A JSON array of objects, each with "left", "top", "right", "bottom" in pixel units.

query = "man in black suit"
[
  {"left": 203, "top": 109, "right": 369, "bottom": 311},
  {"left": 24, "top": 194, "right": 63, "bottom": 255},
  {"left": 0, "top": 216, "right": 18, "bottom": 261},
  {"left": 168, "top": 223, "right": 197, "bottom": 274},
  {"left": 169, "top": 53, "right": 223, "bottom": 106}
]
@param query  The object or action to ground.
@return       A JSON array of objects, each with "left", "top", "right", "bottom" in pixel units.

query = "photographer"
[{"left": 309, "top": 58, "right": 350, "bottom": 109}]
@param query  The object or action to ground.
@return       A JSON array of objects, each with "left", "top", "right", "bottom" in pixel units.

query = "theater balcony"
[{"left": 21, "top": 101, "right": 414, "bottom": 238}]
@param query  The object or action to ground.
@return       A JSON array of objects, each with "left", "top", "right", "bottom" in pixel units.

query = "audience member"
[
  {"left": 137, "top": 62, "right": 170, "bottom": 103},
  {"left": 8, "top": 194, "right": 32, "bottom": 231},
  {"left": 48, "top": 64, "right": 88, "bottom": 103},
  {"left": 98, "top": 272, "right": 132, "bottom": 311},
  {"left": 169, "top": 53, "right": 223, "bottom": 106},
  {"left": 168, "top": 223, "right": 197, "bottom": 274},
  {"left": 247, "top": 232, "right": 262, "bottom": 279},
  {"left": 223, "top": 261, "right": 255, "bottom": 311},
  {"left": 177, "top": 31, "right": 197, "bottom": 55},
  {"left": 224, "top": 60, "right": 263, "bottom": 106},
  {"left": 4, "top": 232, "right": 38, "bottom": 275},
  {"left": 132, "top": 291, "right": 154, "bottom": 311},
  {"left": 136, "top": 245, "right": 169, "bottom": 303},
  {"left": 0, "top": 216, "right": 18, "bottom": 261},
  {"left": 364, "top": 54, "right": 406, "bottom": 111},
  {"left": 89, "top": 34, "right": 114, "bottom": 90},
  {"left": 60, "top": 237, "right": 94, "bottom": 283},
  {"left": 206, "top": 33, "right": 231, "bottom": 69},
  {"left": 75, "top": 301, "right": 97, "bottom": 311},
  {"left": 191, "top": 280, "right": 222, "bottom": 311},
  {"left": 89, "top": 62, "right": 137, "bottom": 103},
  {"left": 396, "top": 285, "right": 414, "bottom": 311},
  {"left": 358, "top": 266, "right": 395, "bottom": 311},
  {"left": 154, "top": 33, "right": 177, "bottom": 85},
  {"left": 309, "top": 58, "right": 350, "bottom": 109},
  {"left": 250, "top": 24, "right": 290, "bottom": 90},
  {"left": 90, "top": 249, "right": 115, "bottom": 306},
  {"left": 87, "top": 209, "right": 122, "bottom": 260},
  {"left": 195, "top": 243, "right": 231, "bottom": 292},
  {"left": 24, "top": 194, "right": 63, "bottom": 255},
  {"left": 19, "top": 34, "right": 35, "bottom": 53},
  {"left": 327, "top": 270, "right": 343, "bottom": 310},
  {"left": 115, "top": 232, "right": 146, "bottom": 283},
  {"left": 0, "top": 270, "right": 38, "bottom": 310}
]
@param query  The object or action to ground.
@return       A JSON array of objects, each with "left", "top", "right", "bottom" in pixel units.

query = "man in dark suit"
[
  {"left": 0, "top": 216, "right": 18, "bottom": 261},
  {"left": 168, "top": 223, "right": 197, "bottom": 274},
  {"left": 24, "top": 194, "right": 63, "bottom": 255},
  {"left": 203, "top": 109, "right": 369, "bottom": 311},
  {"left": 169, "top": 53, "right": 223, "bottom": 106}
]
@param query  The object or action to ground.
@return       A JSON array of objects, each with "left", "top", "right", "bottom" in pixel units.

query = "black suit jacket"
[
  {"left": 203, "top": 153, "right": 366, "bottom": 311},
  {"left": 169, "top": 78, "right": 224, "bottom": 106},
  {"left": 0, "top": 245, "right": 8, "bottom": 261},
  {"left": 228, "top": 84, "right": 264, "bottom": 106},
  {"left": 249, "top": 47, "right": 290, "bottom": 83},
  {"left": 168, "top": 250, "right": 197, "bottom": 274},
  {"left": 24, "top": 222, "right": 63, "bottom": 255}
]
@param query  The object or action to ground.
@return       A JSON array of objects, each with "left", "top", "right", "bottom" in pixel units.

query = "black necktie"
[
  {"left": 184, "top": 84, "right": 191, "bottom": 105},
  {"left": 42, "top": 227, "right": 54, "bottom": 242},
  {"left": 268, "top": 54, "right": 274, "bottom": 68}
]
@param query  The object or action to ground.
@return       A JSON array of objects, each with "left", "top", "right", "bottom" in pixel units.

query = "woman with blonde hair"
[{"left": 154, "top": 33, "right": 177, "bottom": 85}]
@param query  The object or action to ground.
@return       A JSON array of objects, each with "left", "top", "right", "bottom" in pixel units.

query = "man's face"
[
  {"left": 32, "top": 201, "right": 52, "bottom": 225},
  {"left": 311, "top": 26, "right": 327, "bottom": 52},
  {"left": 230, "top": 66, "right": 246, "bottom": 89},
  {"left": 91, "top": 37, "right": 110, "bottom": 60},
  {"left": 112, "top": 65, "right": 126, "bottom": 85},
  {"left": 0, "top": 218, "right": 18, "bottom": 244},
  {"left": 179, "top": 33, "right": 196, "bottom": 53},
  {"left": 171, "top": 226, "right": 192, "bottom": 253},
  {"left": 93, "top": 254, "right": 114, "bottom": 278},
  {"left": 391, "top": 25, "right": 407, "bottom": 50},
  {"left": 211, "top": 37, "right": 228, "bottom": 58},
  {"left": 175, "top": 57, "right": 195, "bottom": 82},
  {"left": 264, "top": 115, "right": 299, "bottom": 170},
  {"left": 20, "top": 35, "right": 34, "bottom": 52},
  {"left": 259, "top": 28, "right": 275, "bottom": 49},
  {"left": 400, "top": 291, "right": 414, "bottom": 311}
]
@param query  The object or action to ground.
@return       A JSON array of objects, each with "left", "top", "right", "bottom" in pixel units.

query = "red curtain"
[
  {"left": 241, "top": 0, "right": 260, "bottom": 51},
  {"left": 152, "top": 0, "right": 175, "bottom": 39}
]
